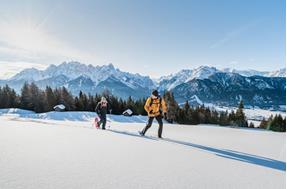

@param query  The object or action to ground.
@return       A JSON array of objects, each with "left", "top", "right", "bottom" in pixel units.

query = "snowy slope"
[
  {"left": 0, "top": 108, "right": 148, "bottom": 123},
  {"left": 0, "top": 112, "right": 285, "bottom": 189},
  {"left": 1, "top": 108, "right": 284, "bottom": 124}
]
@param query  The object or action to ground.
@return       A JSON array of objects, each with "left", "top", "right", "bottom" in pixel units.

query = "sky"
[{"left": 0, "top": 0, "right": 285, "bottom": 78}]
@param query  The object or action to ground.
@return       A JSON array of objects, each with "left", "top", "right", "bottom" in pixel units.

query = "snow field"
[{"left": 0, "top": 112, "right": 285, "bottom": 189}]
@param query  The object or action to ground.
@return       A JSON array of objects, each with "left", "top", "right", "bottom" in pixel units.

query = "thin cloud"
[
  {"left": 210, "top": 22, "right": 255, "bottom": 49},
  {"left": 0, "top": 61, "right": 47, "bottom": 79},
  {"left": 0, "top": 7, "right": 99, "bottom": 68}
]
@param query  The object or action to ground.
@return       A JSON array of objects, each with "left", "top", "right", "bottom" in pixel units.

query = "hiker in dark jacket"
[{"left": 95, "top": 97, "right": 108, "bottom": 130}]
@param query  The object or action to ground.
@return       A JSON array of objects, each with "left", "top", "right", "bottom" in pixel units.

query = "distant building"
[
  {"left": 122, "top": 109, "right": 133, "bottom": 116},
  {"left": 53, "top": 104, "right": 66, "bottom": 112}
]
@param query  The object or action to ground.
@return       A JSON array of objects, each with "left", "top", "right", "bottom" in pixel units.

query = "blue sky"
[{"left": 0, "top": 0, "right": 285, "bottom": 78}]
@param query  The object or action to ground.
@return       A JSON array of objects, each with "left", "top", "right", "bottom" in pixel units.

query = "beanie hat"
[{"left": 152, "top": 90, "right": 159, "bottom": 97}]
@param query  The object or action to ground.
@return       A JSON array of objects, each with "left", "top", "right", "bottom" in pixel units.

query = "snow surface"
[
  {"left": 0, "top": 109, "right": 285, "bottom": 189},
  {"left": 0, "top": 108, "right": 148, "bottom": 123}
]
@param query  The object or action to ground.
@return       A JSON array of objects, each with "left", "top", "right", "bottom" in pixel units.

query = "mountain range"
[{"left": 0, "top": 61, "right": 285, "bottom": 109}]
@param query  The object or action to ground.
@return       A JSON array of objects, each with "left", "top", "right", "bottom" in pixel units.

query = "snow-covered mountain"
[
  {"left": 156, "top": 66, "right": 285, "bottom": 109},
  {"left": 6, "top": 61, "right": 156, "bottom": 98},
  {"left": 171, "top": 72, "right": 285, "bottom": 108},
  {"left": 158, "top": 66, "right": 285, "bottom": 91},
  {"left": 0, "top": 62, "right": 285, "bottom": 109},
  {"left": 158, "top": 66, "right": 220, "bottom": 90},
  {"left": 222, "top": 68, "right": 286, "bottom": 77},
  {"left": 266, "top": 68, "right": 286, "bottom": 77},
  {"left": 11, "top": 61, "right": 156, "bottom": 89}
]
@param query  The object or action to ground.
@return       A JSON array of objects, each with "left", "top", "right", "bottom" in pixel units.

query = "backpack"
[{"left": 149, "top": 96, "right": 162, "bottom": 106}]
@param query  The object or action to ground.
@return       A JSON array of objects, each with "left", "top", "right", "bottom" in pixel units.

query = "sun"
[{"left": 0, "top": 18, "right": 95, "bottom": 63}]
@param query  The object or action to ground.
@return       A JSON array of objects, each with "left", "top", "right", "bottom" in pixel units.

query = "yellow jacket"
[{"left": 144, "top": 96, "right": 167, "bottom": 117}]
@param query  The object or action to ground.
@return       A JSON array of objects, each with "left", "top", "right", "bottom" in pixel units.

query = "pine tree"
[
  {"left": 190, "top": 108, "right": 200, "bottom": 125},
  {"left": 80, "top": 91, "right": 88, "bottom": 111},
  {"left": 183, "top": 101, "right": 190, "bottom": 113},
  {"left": 53, "top": 88, "right": 62, "bottom": 105},
  {"left": 0, "top": 85, "right": 19, "bottom": 108},
  {"left": 0, "top": 87, "right": 3, "bottom": 108},
  {"left": 20, "top": 82, "right": 33, "bottom": 110},
  {"left": 74, "top": 96, "right": 81, "bottom": 111},
  {"left": 163, "top": 91, "right": 178, "bottom": 123},
  {"left": 219, "top": 110, "right": 229, "bottom": 126},
  {"left": 126, "top": 96, "right": 135, "bottom": 114},
  {"left": 60, "top": 87, "right": 75, "bottom": 111},
  {"left": 87, "top": 95, "right": 96, "bottom": 112},
  {"left": 269, "top": 114, "right": 285, "bottom": 132},
  {"left": 228, "top": 110, "right": 236, "bottom": 125},
  {"left": 108, "top": 95, "right": 121, "bottom": 115},
  {"left": 30, "top": 83, "right": 47, "bottom": 113},
  {"left": 283, "top": 117, "right": 286, "bottom": 132},
  {"left": 45, "top": 86, "right": 56, "bottom": 111},
  {"left": 175, "top": 108, "right": 185, "bottom": 124},
  {"left": 210, "top": 110, "right": 219, "bottom": 124},
  {"left": 235, "top": 100, "right": 248, "bottom": 127},
  {"left": 77, "top": 91, "right": 87, "bottom": 111}
]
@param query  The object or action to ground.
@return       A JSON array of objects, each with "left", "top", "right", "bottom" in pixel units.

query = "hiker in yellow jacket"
[{"left": 139, "top": 90, "right": 167, "bottom": 138}]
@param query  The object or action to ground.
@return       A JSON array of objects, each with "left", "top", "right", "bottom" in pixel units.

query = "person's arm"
[
  {"left": 95, "top": 102, "right": 100, "bottom": 113},
  {"left": 144, "top": 97, "right": 152, "bottom": 114}
]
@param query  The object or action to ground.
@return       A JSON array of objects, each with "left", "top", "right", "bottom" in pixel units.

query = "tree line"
[
  {"left": 0, "top": 83, "right": 147, "bottom": 115},
  {"left": 259, "top": 114, "right": 286, "bottom": 132},
  {"left": 0, "top": 83, "right": 285, "bottom": 132},
  {"left": 164, "top": 91, "right": 248, "bottom": 127}
]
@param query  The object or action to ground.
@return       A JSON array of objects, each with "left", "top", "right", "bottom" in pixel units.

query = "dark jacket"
[{"left": 95, "top": 101, "right": 108, "bottom": 118}]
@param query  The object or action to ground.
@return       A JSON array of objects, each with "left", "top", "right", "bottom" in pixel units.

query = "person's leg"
[
  {"left": 96, "top": 119, "right": 100, "bottom": 128},
  {"left": 102, "top": 116, "right": 107, "bottom": 130},
  {"left": 141, "top": 117, "right": 154, "bottom": 135},
  {"left": 97, "top": 116, "right": 102, "bottom": 128},
  {"left": 156, "top": 115, "right": 163, "bottom": 138}
]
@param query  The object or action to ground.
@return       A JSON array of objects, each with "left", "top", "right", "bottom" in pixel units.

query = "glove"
[{"left": 163, "top": 112, "right": 167, "bottom": 119}]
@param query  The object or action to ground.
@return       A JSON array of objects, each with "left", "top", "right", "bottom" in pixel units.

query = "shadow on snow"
[
  {"left": 106, "top": 129, "right": 286, "bottom": 172},
  {"left": 107, "top": 129, "right": 158, "bottom": 141}
]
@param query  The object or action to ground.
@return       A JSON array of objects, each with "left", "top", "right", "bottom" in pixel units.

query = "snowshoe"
[
  {"left": 94, "top": 117, "right": 101, "bottom": 129},
  {"left": 138, "top": 131, "right": 144, "bottom": 136}
]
